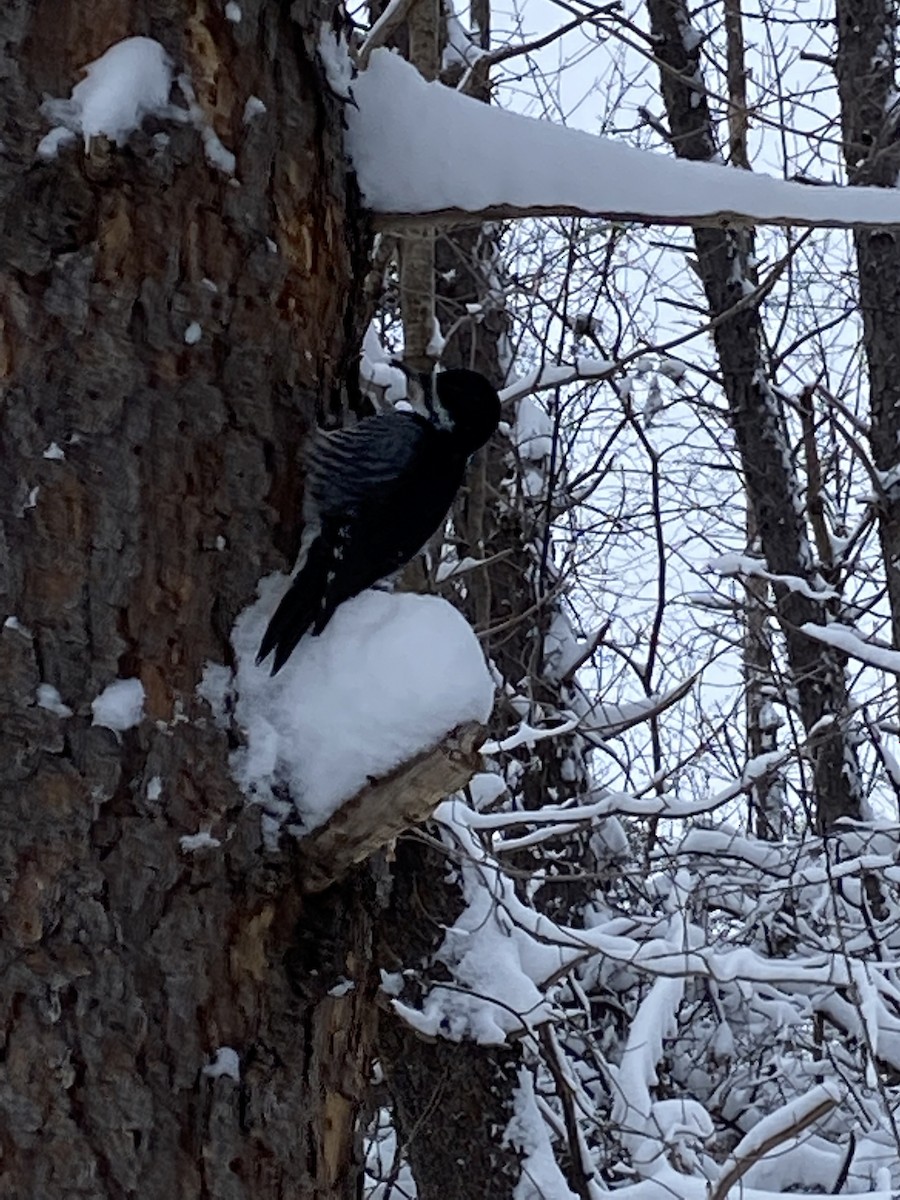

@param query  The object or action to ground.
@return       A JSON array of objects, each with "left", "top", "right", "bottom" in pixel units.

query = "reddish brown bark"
[{"left": 0, "top": 4, "right": 376, "bottom": 1196}]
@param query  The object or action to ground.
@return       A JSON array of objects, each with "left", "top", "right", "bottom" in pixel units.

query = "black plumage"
[{"left": 257, "top": 368, "right": 501, "bottom": 674}]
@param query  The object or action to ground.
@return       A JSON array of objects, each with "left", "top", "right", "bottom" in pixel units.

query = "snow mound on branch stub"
[
  {"left": 38, "top": 37, "right": 173, "bottom": 156},
  {"left": 227, "top": 580, "right": 494, "bottom": 834}
]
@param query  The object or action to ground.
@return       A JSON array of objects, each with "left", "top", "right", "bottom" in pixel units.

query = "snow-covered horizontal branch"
[{"left": 347, "top": 51, "right": 900, "bottom": 232}]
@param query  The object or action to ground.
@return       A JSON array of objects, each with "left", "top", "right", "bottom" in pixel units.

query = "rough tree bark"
[
  {"left": 0, "top": 5, "right": 378, "bottom": 1197},
  {"left": 370, "top": 5, "right": 530, "bottom": 1195},
  {"left": 834, "top": 1, "right": 900, "bottom": 659},
  {"left": 646, "top": 0, "right": 862, "bottom": 832}
]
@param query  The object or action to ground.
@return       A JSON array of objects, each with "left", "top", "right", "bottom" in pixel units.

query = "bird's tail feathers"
[{"left": 256, "top": 541, "right": 332, "bottom": 674}]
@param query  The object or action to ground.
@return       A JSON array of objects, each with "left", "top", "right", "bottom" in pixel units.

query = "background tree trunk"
[
  {"left": 835, "top": 1, "right": 900, "bottom": 662},
  {"left": 371, "top": 7, "right": 530, "bottom": 1193},
  {"left": 0, "top": 5, "right": 377, "bottom": 1196},
  {"left": 646, "top": 0, "right": 862, "bottom": 832}
]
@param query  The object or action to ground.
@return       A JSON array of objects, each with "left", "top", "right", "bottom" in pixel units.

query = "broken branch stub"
[{"left": 298, "top": 721, "right": 487, "bottom": 892}]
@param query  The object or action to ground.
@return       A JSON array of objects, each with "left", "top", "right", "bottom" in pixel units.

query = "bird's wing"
[
  {"left": 259, "top": 412, "right": 464, "bottom": 672},
  {"left": 306, "top": 411, "right": 432, "bottom": 519}
]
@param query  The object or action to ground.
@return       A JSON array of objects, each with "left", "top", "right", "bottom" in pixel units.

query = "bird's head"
[{"left": 432, "top": 368, "right": 501, "bottom": 454}]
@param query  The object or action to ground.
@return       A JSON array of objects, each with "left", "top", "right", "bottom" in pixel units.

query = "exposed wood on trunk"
[{"left": 398, "top": 0, "right": 440, "bottom": 372}]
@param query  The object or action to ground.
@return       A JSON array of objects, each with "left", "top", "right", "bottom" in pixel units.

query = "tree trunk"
[
  {"left": 646, "top": 0, "right": 862, "bottom": 831},
  {"left": 375, "top": 838, "right": 526, "bottom": 1200},
  {"left": 370, "top": 7, "right": 530, "bottom": 1192},
  {"left": 834, "top": 1, "right": 900, "bottom": 660},
  {"left": 0, "top": 5, "right": 377, "bottom": 1196}
]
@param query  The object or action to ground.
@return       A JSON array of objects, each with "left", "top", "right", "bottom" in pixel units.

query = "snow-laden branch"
[
  {"left": 801, "top": 621, "right": 900, "bottom": 674},
  {"left": 357, "top": 0, "right": 418, "bottom": 69},
  {"left": 347, "top": 51, "right": 900, "bottom": 231},
  {"left": 708, "top": 1084, "right": 842, "bottom": 1200},
  {"left": 709, "top": 554, "right": 838, "bottom": 602},
  {"left": 499, "top": 359, "right": 616, "bottom": 404}
]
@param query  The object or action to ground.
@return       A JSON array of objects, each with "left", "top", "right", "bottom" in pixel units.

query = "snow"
[
  {"left": 183, "top": 321, "right": 202, "bottom": 345},
  {"left": 359, "top": 322, "right": 408, "bottom": 403},
  {"left": 426, "top": 317, "right": 446, "bottom": 359},
  {"left": 802, "top": 621, "right": 900, "bottom": 674},
  {"left": 224, "top": 2, "right": 242, "bottom": 22},
  {"left": 358, "top": 0, "right": 410, "bottom": 67},
  {"left": 242, "top": 96, "right": 267, "bottom": 123},
  {"left": 393, "top": 800, "right": 578, "bottom": 1041},
  {"left": 202, "top": 1046, "right": 240, "bottom": 1081},
  {"left": 228, "top": 580, "right": 494, "bottom": 832},
  {"left": 658, "top": 356, "right": 687, "bottom": 381},
  {"left": 42, "top": 442, "right": 65, "bottom": 460},
  {"left": 91, "top": 677, "right": 145, "bottom": 732},
  {"left": 500, "top": 358, "right": 614, "bottom": 405},
  {"left": 612, "top": 949, "right": 688, "bottom": 1171},
  {"left": 318, "top": 24, "right": 355, "bottom": 101},
  {"left": 39, "top": 37, "right": 173, "bottom": 152},
  {"left": 513, "top": 395, "right": 553, "bottom": 461},
  {"left": 196, "top": 119, "right": 236, "bottom": 175},
  {"left": 38, "top": 38, "right": 238, "bottom": 176},
  {"left": 19, "top": 486, "right": 39, "bottom": 515},
  {"left": 179, "top": 831, "right": 221, "bottom": 853},
  {"left": 467, "top": 771, "right": 507, "bottom": 811},
  {"left": 482, "top": 716, "right": 579, "bottom": 756},
  {"left": 36, "top": 127, "right": 76, "bottom": 160},
  {"left": 505, "top": 1068, "right": 579, "bottom": 1200},
  {"left": 714, "top": 1083, "right": 842, "bottom": 1191},
  {"left": 347, "top": 50, "right": 900, "bottom": 228},
  {"left": 197, "top": 662, "right": 232, "bottom": 727},
  {"left": 709, "top": 553, "right": 837, "bottom": 601},
  {"left": 36, "top": 684, "right": 72, "bottom": 717},
  {"left": 435, "top": 554, "right": 488, "bottom": 583},
  {"left": 4, "top": 616, "right": 32, "bottom": 637}
]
